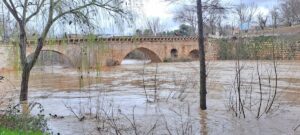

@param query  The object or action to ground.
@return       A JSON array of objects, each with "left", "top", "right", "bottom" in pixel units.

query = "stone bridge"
[{"left": 0, "top": 36, "right": 218, "bottom": 70}]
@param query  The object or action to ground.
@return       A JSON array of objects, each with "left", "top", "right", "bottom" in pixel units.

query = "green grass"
[{"left": 0, "top": 126, "right": 43, "bottom": 135}]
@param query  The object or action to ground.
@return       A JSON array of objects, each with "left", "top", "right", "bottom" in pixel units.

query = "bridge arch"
[
  {"left": 27, "top": 50, "right": 75, "bottom": 68},
  {"left": 171, "top": 48, "right": 178, "bottom": 58},
  {"left": 188, "top": 49, "right": 199, "bottom": 59},
  {"left": 122, "top": 47, "right": 162, "bottom": 63}
]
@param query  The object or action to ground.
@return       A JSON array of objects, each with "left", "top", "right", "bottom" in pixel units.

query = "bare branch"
[
  {"left": 25, "top": 0, "right": 47, "bottom": 23},
  {"left": 3, "top": 0, "right": 21, "bottom": 23},
  {"left": 29, "top": 0, "right": 55, "bottom": 69}
]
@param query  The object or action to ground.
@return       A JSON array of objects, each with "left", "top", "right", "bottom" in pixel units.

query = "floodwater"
[
  {"left": 0, "top": 60, "right": 300, "bottom": 135},
  {"left": 121, "top": 59, "right": 151, "bottom": 65}
]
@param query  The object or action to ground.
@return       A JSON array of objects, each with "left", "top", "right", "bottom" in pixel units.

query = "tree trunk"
[
  {"left": 20, "top": 63, "right": 31, "bottom": 114},
  {"left": 18, "top": 24, "right": 30, "bottom": 102},
  {"left": 20, "top": 64, "right": 30, "bottom": 101},
  {"left": 197, "top": 0, "right": 207, "bottom": 110}
]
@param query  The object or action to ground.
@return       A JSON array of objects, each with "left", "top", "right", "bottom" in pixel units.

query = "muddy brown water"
[{"left": 0, "top": 60, "right": 300, "bottom": 135}]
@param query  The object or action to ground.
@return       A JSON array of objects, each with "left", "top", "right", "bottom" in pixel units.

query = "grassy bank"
[
  {"left": 0, "top": 114, "right": 46, "bottom": 135},
  {"left": 0, "top": 126, "right": 43, "bottom": 135}
]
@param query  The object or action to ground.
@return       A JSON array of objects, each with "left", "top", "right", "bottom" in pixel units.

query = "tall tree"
[
  {"left": 174, "top": 4, "right": 197, "bottom": 34},
  {"left": 3, "top": 0, "right": 127, "bottom": 103},
  {"left": 257, "top": 12, "right": 268, "bottom": 30},
  {"left": 0, "top": 2, "right": 6, "bottom": 43},
  {"left": 197, "top": 0, "right": 207, "bottom": 110},
  {"left": 203, "top": 0, "right": 226, "bottom": 35},
  {"left": 280, "top": 0, "right": 293, "bottom": 26},
  {"left": 0, "top": 2, "right": 15, "bottom": 43},
  {"left": 270, "top": 7, "right": 279, "bottom": 29},
  {"left": 178, "top": 24, "right": 195, "bottom": 36},
  {"left": 173, "top": 0, "right": 225, "bottom": 36},
  {"left": 145, "top": 17, "right": 163, "bottom": 36},
  {"left": 235, "top": 3, "right": 257, "bottom": 32},
  {"left": 279, "top": 0, "right": 300, "bottom": 26}
]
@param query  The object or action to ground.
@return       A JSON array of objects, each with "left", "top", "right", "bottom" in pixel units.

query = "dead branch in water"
[
  {"left": 265, "top": 41, "right": 278, "bottom": 113},
  {"left": 63, "top": 102, "right": 85, "bottom": 121},
  {"left": 154, "top": 63, "right": 159, "bottom": 102},
  {"left": 142, "top": 60, "right": 150, "bottom": 102},
  {"left": 256, "top": 60, "right": 263, "bottom": 119},
  {"left": 294, "top": 123, "right": 300, "bottom": 131}
]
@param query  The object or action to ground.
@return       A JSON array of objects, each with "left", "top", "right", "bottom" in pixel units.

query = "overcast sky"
[
  {"left": 80, "top": 0, "right": 282, "bottom": 35},
  {"left": 128, "top": 0, "right": 281, "bottom": 34}
]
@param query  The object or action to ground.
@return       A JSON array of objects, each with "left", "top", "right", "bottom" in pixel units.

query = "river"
[{"left": 0, "top": 60, "right": 300, "bottom": 135}]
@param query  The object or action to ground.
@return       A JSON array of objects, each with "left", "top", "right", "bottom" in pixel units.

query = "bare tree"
[
  {"left": 270, "top": 7, "right": 279, "bottom": 29},
  {"left": 280, "top": 0, "right": 293, "bottom": 26},
  {"left": 279, "top": 0, "right": 300, "bottom": 26},
  {"left": 257, "top": 12, "right": 268, "bottom": 30},
  {"left": 172, "top": 0, "right": 226, "bottom": 35},
  {"left": 145, "top": 17, "right": 163, "bottom": 36},
  {"left": 203, "top": 0, "right": 226, "bottom": 35},
  {"left": 174, "top": 4, "right": 197, "bottom": 34},
  {"left": 0, "top": 2, "right": 16, "bottom": 43},
  {"left": 235, "top": 3, "right": 257, "bottom": 32},
  {"left": 3, "top": 0, "right": 127, "bottom": 103},
  {"left": 0, "top": 2, "right": 6, "bottom": 43}
]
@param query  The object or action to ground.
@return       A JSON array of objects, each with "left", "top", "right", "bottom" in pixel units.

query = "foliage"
[
  {"left": 0, "top": 103, "right": 48, "bottom": 134},
  {"left": 252, "top": 36, "right": 274, "bottom": 42},
  {"left": 217, "top": 38, "right": 252, "bottom": 60},
  {"left": 136, "top": 24, "right": 196, "bottom": 37},
  {"left": 216, "top": 36, "right": 299, "bottom": 60},
  {"left": 135, "top": 29, "right": 143, "bottom": 36},
  {"left": 178, "top": 24, "right": 195, "bottom": 36},
  {"left": 143, "top": 29, "right": 153, "bottom": 36},
  {"left": 217, "top": 39, "right": 234, "bottom": 60},
  {"left": 0, "top": 126, "right": 43, "bottom": 135}
]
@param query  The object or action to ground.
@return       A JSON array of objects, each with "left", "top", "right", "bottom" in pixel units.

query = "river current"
[{"left": 0, "top": 60, "right": 300, "bottom": 135}]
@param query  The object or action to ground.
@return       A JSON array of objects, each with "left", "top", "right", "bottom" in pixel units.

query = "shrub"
[
  {"left": 0, "top": 103, "right": 49, "bottom": 134},
  {"left": 0, "top": 126, "right": 43, "bottom": 135}
]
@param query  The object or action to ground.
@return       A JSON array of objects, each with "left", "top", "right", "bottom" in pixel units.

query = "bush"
[
  {"left": 218, "top": 39, "right": 234, "bottom": 60},
  {"left": 216, "top": 36, "right": 292, "bottom": 60},
  {"left": 0, "top": 103, "right": 49, "bottom": 134},
  {"left": 0, "top": 126, "right": 43, "bottom": 135}
]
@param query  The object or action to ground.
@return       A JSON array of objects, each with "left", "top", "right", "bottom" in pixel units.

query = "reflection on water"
[
  {"left": 121, "top": 59, "right": 151, "bottom": 65},
  {"left": 0, "top": 61, "right": 300, "bottom": 134},
  {"left": 200, "top": 110, "right": 208, "bottom": 135}
]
